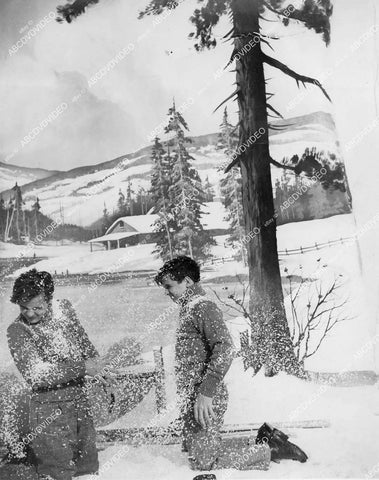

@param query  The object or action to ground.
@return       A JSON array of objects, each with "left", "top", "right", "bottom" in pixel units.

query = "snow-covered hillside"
[
  {"left": 0, "top": 161, "right": 60, "bottom": 191},
  {"left": 269, "top": 111, "right": 340, "bottom": 161},
  {"left": 0, "top": 112, "right": 342, "bottom": 226}
]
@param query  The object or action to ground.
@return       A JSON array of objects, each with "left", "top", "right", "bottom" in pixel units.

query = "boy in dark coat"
[
  {"left": 6, "top": 269, "right": 101, "bottom": 480},
  {"left": 155, "top": 256, "right": 271, "bottom": 471}
]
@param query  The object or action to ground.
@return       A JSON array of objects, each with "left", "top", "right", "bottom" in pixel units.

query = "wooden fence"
[
  {"left": 278, "top": 235, "right": 356, "bottom": 256},
  {"left": 203, "top": 235, "right": 357, "bottom": 267}
]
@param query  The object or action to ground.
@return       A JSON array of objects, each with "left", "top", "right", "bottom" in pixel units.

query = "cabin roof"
[{"left": 89, "top": 202, "right": 229, "bottom": 243}]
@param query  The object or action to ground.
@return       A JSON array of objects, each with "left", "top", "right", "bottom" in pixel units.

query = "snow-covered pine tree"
[
  {"left": 165, "top": 100, "right": 214, "bottom": 260},
  {"left": 150, "top": 136, "right": 174, "bottom": 259},
  {"left": 218, "top": 108, "right": 246, "bottom": 264}
]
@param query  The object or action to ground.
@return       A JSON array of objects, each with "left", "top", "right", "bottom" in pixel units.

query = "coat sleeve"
[
  {"left": 193, "top": 300, "right": 235, "bottom": 397},
  {"left": 60, "top": 299, "right": 99, "bottom": 359},
  {"left": 7, "top": 322, "right": 86, "bottom": 390}
]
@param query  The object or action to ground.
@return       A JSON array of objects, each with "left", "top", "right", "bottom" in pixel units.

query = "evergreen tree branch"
[
  {"left": 139, "top": 0, "right": 180, "bottom": 18},
  {"left": 262, "top": 0, "right": 333, "bottom": 46},
  {"left": 263, "top": 54, "right": 331, "bottom": 102},
  {"left": 56, "top": 0, "right": 99, "bottom": 23},
  {"left": 270, "top": 156, "right": 296, "bottom": 171},
  {"left": 262, "top": 1, "right": 290, "bottom": 18}
]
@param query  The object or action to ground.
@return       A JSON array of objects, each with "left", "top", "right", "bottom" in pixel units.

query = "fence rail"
[
  {"left": 278, "top": 235, "right": 356, "bottom": 256},
  {"left": 203, "top": 235, "right": 357, "bottom": 266}
]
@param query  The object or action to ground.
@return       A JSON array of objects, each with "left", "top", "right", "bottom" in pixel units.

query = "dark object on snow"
[
  {"left": 193, "top": 475, "right": 216, "bottom": 480},
  {"left": 255, "top": 423, "right": 308, "bottom": 463}
]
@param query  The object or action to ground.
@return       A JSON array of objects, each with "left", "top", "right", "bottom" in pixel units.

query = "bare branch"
[
  {"left": 259, "top": 14, "right": 277, "bottom": 22},
  {"left": 211, "top": 288, "right": 250, "bottom": 319},
  {"left": 259, "top": 36, "right": 275, "bottom": 51},
  {"left": 311, "top": 300, "right": 348, "bottom": 323},
  {"left": 223, "top": 26, "right": 235, "bottom": 39},
  {"left": 263, "top": 54, "right": 331, "bottom": 102},
  {"left": 267, "top": 103, "right": 284, "bottom": 119},
  {"left": 288, "top": 273, "right": 350, "bottom": 364},
  {"left": 213, "top": 89, "right": 240, "bottom": 113}
]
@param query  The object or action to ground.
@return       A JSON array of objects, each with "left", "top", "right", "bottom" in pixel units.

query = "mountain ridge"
[{"left": 0, "top": 111, "right": 342, "bottom": 226}]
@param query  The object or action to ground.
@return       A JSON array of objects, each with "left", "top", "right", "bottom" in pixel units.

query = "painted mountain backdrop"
[
  {"left": 0, "top": 162, "right": 61, "bottom": 191},
  {"left": 0, "top": 111, "right": 351, "bottom": 227}
]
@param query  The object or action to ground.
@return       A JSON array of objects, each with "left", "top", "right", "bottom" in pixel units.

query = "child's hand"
[{"left": 194, "top": 393, "right": 216, "bottom": 429}]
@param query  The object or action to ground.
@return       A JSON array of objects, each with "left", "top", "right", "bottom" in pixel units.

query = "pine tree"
[
  {"left": 165, "top": 100, "right": 214, "bottom": 260},
  {"left": 117, "top": 189, "right": 127, "bottom": 216},
  {"left": 32, "top": 197, "right": 41, "bottom": 240},
  {"left": 102, "top": 203, "right": 109, "bottom": 234},
  {"left": 11, "top": 183, "right": 25, "bottom": 244},
  {"left": 126, "top": 180, "right": 134, "bottom": 216},
  {"left": 4, "top": 198, "right": 13, "bottom": 242},
  {"left": 150, "top": 136, "right": 174, "bottom": 259},
  {"left": 218, "top": 108, "right": 246, "bottom": 264},
  {"left": 137, "top": 187, "right": 148, "bottom": 214},
  {"left": 203, "top": 176, "right": 215, "bottom": 202},
  {"left": 0, "top": 196, "right": 6, "bottom": 241}
]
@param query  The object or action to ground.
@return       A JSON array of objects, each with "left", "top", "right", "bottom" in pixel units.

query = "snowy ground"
[
  {"left": 0, "top": 241, "right": 160, "bottom": 275},
  {"left": 83, "top": 317, "right": 379, "bottom": 479},
  {"left": 83, "top": 352, "right": 379, "bottom": 479},
  {"left": 0, "top": 239, "right": 89, "bottom": 260},
  {"left": 0, "top": 212, "right": 359, "bottom": 276}
]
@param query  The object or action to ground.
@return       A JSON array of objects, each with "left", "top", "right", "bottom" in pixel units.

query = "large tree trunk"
[{"left": 233, "top": 0, "right": 303, "bottom": 377}]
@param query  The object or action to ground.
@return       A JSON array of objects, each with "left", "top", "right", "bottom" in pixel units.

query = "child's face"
[
  {"left": 161, "top": 275, "right": 192, "bottom": 302},
  {"left": 19, "top": 294, "right": 50, "bottom": 325}
]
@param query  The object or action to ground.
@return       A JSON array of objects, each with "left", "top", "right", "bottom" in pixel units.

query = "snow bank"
[
  {"left": 0, "top": 241, "right": 89, "bottom": 259},
  {"left": 7, "top": 243, "right": 161, "bottom": 277}
]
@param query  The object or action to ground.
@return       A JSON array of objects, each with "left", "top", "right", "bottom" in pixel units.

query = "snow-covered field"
[
  {"left": 0, "top": 239, "right": 89, "bottom": 260},
  {"left": 1, "top": 213, "right": 357, "bottom": 274},
  {"left": 1, "top": 241, "right": 161, "bottom": 276}
]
